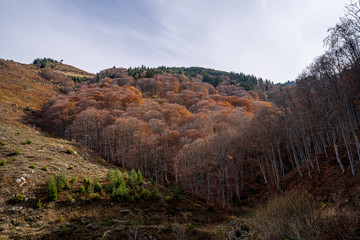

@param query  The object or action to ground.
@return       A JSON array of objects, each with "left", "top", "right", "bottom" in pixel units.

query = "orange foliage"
[
  {"left": 41, "top": 66, "right": 270, "bottom": 208},
  {"left": 224, "top": 96, "right": 253, "bottom": 112}
]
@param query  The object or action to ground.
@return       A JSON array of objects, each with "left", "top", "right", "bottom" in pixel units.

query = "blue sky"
[{"left": 0, "top": 0, "right": 349, "bottom": 82}]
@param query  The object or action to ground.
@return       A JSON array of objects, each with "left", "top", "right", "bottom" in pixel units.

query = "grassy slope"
[{"left": 0, "top": 60, "right": 57, "bottom": 122}]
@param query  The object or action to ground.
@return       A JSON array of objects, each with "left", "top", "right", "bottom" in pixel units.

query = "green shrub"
[
  {"left": 137, "top": 170, "right": 144, "bottom": 185},
  {"left": 83, "top": 177, "right": 91, "bottom": 185},
  {"left": 107, "top": 169, "right": 126, "bottom": 189},
  {"left": 94, "top": 182, "right": 102, "bottom": 193},
  {"left": 47, "top": 176, "right": 58, "bottom": 201},
  {"left": 111, "top": 184, "right": 129, "bottom": 201},
  {"left": 107, "top": 169, "right": 115, "bottom": 181},
  {"left": 79, "top": 185, "right": 85, "bottom": 193},
  {"left": 13, "top": 194, "right": 24, "bottom": 203},
  {"left": 87, "top": 184, "right": 94, "bottom": 194},
  {"left": 165, "top": 195, "right": 172, "bottom": 203},
  {"left": 42, "top": 165, "right": 48, "bottom": 171},
  {"left": 133, "top": 189, "right": 140, "bottom": 201},
  {"left": 16, "top": 132, "right": 21, "bottom": 135},
  {"left": 56, "top": 172, "right": 70, "bottom": 191},
  {"left": 58, "top": 215, "right": 65, "bottom": 222},
  {"left": 123, "top": 171, "right": 129, "bottom": 180},
  {"left": 150, "top": 178, "right": 154, "bottom": 184},
  {"left": 92, "top": 193, "right": 101, "bottom": 200},
  {"left": 94, "top": 176, "right": 100, "bottom": 184},
  {"left": 68, "top": 196, "right": 73, "bottom": 203},
  {"left": 0, "top": 141, "right": 5, "bottom": 146},
  {"left": 68, "top": 165, "right": 74, "bottom": 170},
  {"left": 70, "top": 176, "right": 77, "bottom": 183},
  {"left": 80, "top": 196, "right": 86, "bottom": 201},
  {"left": 151, "top": 188, "right": 162, "bottom": 200},
  {"left": 29, "top": 164, "right": 36, "bottom": 169},
  {"left": 13, "top": 148, "right": 20, "bottom": 155},
  {"left": 141, "top": 187, "right": 151, "bottom": 200},
  {"left": 22, "top": 139, "right": 32, "bottom": 145},
  {"left": 107, "top": 169, "right": 121, "bottom": 181},
  {"left": 129, "top": 169, "right": 138, "bottom": 187},
  {"left": 0, "top": 160, "right": 6, "bottom": 166},
  {"left": 65, "top": 147, "right": 74, "bottom": 154},
  {"left": 36, "top": 199, "right": 43, "bottom": 208}
]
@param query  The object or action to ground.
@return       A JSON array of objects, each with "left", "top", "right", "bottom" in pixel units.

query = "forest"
[{"left": 41, "top": 2, "right": 360, "bottom": 209}]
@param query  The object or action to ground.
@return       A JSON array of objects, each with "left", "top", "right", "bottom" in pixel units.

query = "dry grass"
[
  {"left": 251, "top": 189, "right": 321, "bottom": 240},
  {"left": 250, "top": 189, "right": 360, "bottom": 240},
  {"left": 0, "top": 59, "right": 94, "bottom": 122},
  {"left": 318, "top": 208, "right": 360, "bottom": 240}
]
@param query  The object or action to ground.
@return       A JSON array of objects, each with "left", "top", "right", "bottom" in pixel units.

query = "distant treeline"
[
  {"left": 33, "top": 58, "right": 63, "bottom": 68},
  {"left": 128, "top": 66, "right": 272, "bottom": 91}
]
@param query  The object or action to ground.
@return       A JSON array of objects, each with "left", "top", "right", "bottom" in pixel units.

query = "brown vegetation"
[
  {"left": 251, "top": 189, "right": 360, "bottom": 240},
  {"left": 41, "top": 1, "right": 360, "bottom": 212}
]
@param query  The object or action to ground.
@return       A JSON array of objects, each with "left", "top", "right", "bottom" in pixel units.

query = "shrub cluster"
[
  {"left": 106, "top": 169, "right": 160, "bottom": 202},
  {"left": 79, "top": 185, "right": 85, "bottom": 193},
  {"left": 80, "top": 176, "right": 102, "bottom": 199},
  {"left": 45, "top": 169, "right": 159, "bottom": 203},
  {"left": 47, "top": 172, "right": 71, "bottom": 201},
  {"left": 33, "top": 57, "right": 59, "bottom": 67},
  {"left": 56, "top": 172, "right": 71, "bottom": 191}
]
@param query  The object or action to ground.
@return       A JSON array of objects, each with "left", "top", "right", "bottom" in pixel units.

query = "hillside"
[
  {"left": 0, "top": 60, "right": 251, "bottom": 240},
  {"left": 0, "top": 121, "right": 241, "bottom": 240},
  {"left": 0, "top": 59, "right": 93, "bottom": 122}
]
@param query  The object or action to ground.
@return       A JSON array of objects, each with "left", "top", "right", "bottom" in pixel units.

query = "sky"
[{"left": 0, "top": 0, "right": 350, "bottom": 83}]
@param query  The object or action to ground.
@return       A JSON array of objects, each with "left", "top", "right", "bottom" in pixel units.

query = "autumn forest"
[{"left": 40, "top": 2, "right": 360, "bottom": 211}]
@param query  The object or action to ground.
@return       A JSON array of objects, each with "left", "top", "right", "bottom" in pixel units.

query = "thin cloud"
[{"left": 0, "top": 0, "right": 349, "bottom": 82}]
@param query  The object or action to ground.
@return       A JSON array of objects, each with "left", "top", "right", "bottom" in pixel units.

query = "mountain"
[
  {"left": 1, "top": 41, "right": 360, "bottom": 239},
  {"left": 0, "top": 59, "right": 247, "bottom": 240}
]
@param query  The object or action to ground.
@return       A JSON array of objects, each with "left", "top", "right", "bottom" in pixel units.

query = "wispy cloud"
[{"left": 0, "top": 0, "right": 349, "bottom": 82}]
